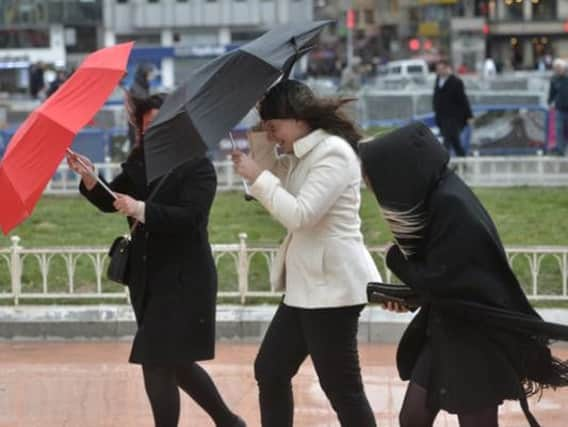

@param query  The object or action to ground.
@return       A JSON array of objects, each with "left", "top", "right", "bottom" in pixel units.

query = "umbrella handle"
[
  {"left": 229, "top": 132, "right": 254, "bottom": 201},
  {"left": 67, "top": 148, "right": 118, "bottom": 200}
]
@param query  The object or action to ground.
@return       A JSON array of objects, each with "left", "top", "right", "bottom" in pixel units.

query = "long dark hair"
[
  {"left": 126, "top": 92, "right": 166, "bottom": 148},
  {"left": 258, "top": 80, "right": 363, "bottom": 152}
]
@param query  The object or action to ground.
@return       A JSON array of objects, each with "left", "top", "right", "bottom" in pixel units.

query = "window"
[
  {"left": 148, "top": 0, "right": 158, "bottom": 3},
  {"left": 364, "top": 9, "right": 374, "bottom": 25},
  {"left": 532, "top": 0, "right": 556, "bottom": 20},
  {"left": 117, "top": 0, "right": 128, "bottom": 4},
  {"left": 0, "top": 29, "right": 50, "bottom": 48},
  {"left": 407, "top": 65, "right": 424, "bottom": 74}
]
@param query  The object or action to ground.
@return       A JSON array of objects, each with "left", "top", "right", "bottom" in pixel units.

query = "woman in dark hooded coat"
[{"left": 359, "top": 122, "right": 568, "bottom": 427}]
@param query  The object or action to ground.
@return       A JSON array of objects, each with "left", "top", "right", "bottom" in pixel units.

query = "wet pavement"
[{"left": 0, "top": 342, "right": 566, "bottom": 427}]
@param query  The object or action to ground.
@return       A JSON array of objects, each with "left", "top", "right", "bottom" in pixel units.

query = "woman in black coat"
[
  {"left": 66, "top": 94, "right": 245, "bottom": 427},
  {"left": 360, "top": 122, "right": 568, "bottom": 427}
]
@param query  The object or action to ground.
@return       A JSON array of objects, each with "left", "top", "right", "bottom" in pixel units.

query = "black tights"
[
  {"left": 142, "top": 363, "right": 239, "bottom": 427},
  {"left": 399, "top": 382, "right": 499, "bottom": 427}
]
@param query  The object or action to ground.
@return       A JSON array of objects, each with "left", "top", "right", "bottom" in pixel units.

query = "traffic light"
[{"left": 346, "top": 9, "right": 356, "bottom": 30}]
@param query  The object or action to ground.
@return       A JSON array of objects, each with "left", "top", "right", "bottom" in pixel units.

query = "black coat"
[
  {"left": 360, "top": 122, "right": 568, "bottom": 426},
  {"left": 80, "top": 149, "right": 218, "bottom": 364},
  {"left": 433, "top": 74, "right": 473, "bottom": 131}
]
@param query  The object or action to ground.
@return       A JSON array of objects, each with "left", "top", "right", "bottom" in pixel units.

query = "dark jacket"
[
  {"left": 548, "top": 74, "right": 568, "bottom": 112},
  {"left": 80, "top": 149, "right": 218, "bottom": 364},
  {"left": 360, "top": 122, "right": 568, "bottom": 427},
  {"left": 433, "top": 74, "right": 473, "bottom": 130}
]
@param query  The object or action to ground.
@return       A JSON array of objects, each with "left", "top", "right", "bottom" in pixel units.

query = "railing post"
[
  {"left": 10, "top": 236, "right": 22, "bottom": 306},
  {"left": 104, "top": 156, "right": 113, "bottom": 182},
  {"left": 536, "top": 150, "right": 544, "bottom": 185},
  {"left": 237, "top": 232, "right": 249, "bottom": 304}
]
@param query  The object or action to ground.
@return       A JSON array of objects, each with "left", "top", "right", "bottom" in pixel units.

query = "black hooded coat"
[{"left": 360, "top": 122, "right": 568, "bottom": 426}]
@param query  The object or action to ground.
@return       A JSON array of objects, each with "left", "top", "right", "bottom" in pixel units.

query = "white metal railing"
[
  {"left": 46, "top": 160, "right": 246, "bottom": 195},
  {"left": 1, "top": 235, "right": 567, "bottom": 305},
  {"left": 44, "top": 155, "right": 568, "bottom": 195},
  {"left": 451, "top": 154, "right": 568, "bottom": 187}
]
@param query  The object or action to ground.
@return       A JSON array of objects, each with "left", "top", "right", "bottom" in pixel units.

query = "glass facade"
[{"left": 0, "top": 0, "right": 102, "bottom": 26}]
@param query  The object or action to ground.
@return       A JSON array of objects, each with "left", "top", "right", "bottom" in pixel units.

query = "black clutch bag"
[
  {"left": 367, "top": 282, "right": 421, "bottom": 309},
  {"left": 107, "top": 221, "right": 138, "bottom": 285}
]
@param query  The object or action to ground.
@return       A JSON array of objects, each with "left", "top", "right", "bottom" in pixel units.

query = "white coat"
[{"left": 249, "top": 128, "right": 381, "bottom": 308}]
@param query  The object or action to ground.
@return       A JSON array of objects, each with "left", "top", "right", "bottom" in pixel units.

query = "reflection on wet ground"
[{"left": 0, "top": 342, "right": 566, "bottom": 426}]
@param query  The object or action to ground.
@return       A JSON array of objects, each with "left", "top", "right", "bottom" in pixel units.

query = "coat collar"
[{"left": 292, "top": 129, "right": 330, "bottom": 158}]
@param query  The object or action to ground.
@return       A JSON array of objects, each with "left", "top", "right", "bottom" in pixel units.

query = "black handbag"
[
  {"left": 367, "top": 282, "right": 421, "bottom": 310},
  {"left": 107, "top": 221, "right": 138, "bottom": 285}
]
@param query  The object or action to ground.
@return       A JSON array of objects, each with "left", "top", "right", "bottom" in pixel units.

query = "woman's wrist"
[{"left": 81, "top": 174, "right": 97, "bottom": 191}]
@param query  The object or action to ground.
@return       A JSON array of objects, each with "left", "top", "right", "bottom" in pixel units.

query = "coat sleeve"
[
  {"left": 249, "top": 144, "right": 351, "bottom": 232},
  {"left": 456, "top": 79, "right": 473, "bottom": 122},
  {"left": 386, "top": 193, "right": 474, "bottom": 296},
  {"left": 144, "top": 159, "right": 216, "bottom": 233},
  {"left": 548, "top": 79, "right": 556, "bottom": 105},
  {"left": 79, "top": 171, "right": 131, "bottom": 213},
  {"left": 248, "top": 131, "right": 289, "bottom": 181}
]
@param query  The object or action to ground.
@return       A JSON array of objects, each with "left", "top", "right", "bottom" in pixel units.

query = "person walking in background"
[
  {"left": 45, "top": 69, "right": 67, "bottom": 98},
  {"left": 28, "top": 62, "right": 45, "bottom": 100},
  {"left": 66, "top": 94, "right": 245, "bottom": 427},
  {"left": 232, "top": 80, "right": 381, "bottom": 427},
  {"left": 433, "top": 60, "right": 473, "bottom": 157},
  {"left": 482, "top": 56, "right": 497, "bottom": 79},
  {"left": 548, "top": 58, "right": 568, "bottom": 156}
]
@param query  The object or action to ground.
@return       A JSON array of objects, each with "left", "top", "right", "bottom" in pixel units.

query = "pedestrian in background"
[
  {"left": 433, "top": 60, "right": 473, "bottom": 157},
  {"left": 45, "top": 69, "right": 67, "bottom": 98},
  {"left": 548, "top": 58, "right": 568, "bottom": 156}
]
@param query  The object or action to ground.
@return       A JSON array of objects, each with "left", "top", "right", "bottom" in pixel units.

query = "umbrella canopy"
[
  {"left": 143, "top": 21, "right": 332, "bottom": 183},
  {"left": 0, "top": 42, "right": 133, "bottom": 234}
]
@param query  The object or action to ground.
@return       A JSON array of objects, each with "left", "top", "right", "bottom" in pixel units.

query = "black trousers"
[
  {"left": 440, "top": 122, "right": 466, "bottom": 157},
  {"left": 254, "top": 302, "right": 376, "bottom": 427}
]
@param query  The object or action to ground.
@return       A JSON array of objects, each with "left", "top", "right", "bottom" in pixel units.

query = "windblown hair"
[
  {"left": 126, "top": 92, "right": 166, "bottom": 148},
  {"left": 258, "top": 80, "right": 363, "bottom": 152},
  {"left": 380, "top": 202, "right": 427, "bottom": 258}
]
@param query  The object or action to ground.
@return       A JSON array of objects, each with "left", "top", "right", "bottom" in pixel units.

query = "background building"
[
  {"left": 487, "top": 0, "right": 568, "bottom": 70},
  {"left": 103, "top": 0, "right": 314, "bottom": 90},
  {"left": 0, "top": 0, "right": 102, "bottom": 93}
]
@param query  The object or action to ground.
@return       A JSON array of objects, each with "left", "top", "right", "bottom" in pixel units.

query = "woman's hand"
[
  {"left": 66, "top": 150, "right": 97, "bottom": 190},
  {"left": 382, "top": 301, "right": 410, "bottom": 313},
  {"left": 231, "top": 150, "right": 262, "bottom": 182},
  {"left": 113, "top": 193, "right": 141, "bottom": 217}
]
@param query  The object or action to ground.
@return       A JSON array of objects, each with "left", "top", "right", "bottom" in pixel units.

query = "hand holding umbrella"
[
  {"left": 65, "top": 149, "right": 117, "bottom": 199},
  {"left": 231, "top": 150, "right": 262, "bottom": 183}
]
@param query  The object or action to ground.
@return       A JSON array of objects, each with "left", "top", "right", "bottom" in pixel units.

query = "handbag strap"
[{"left": 128, "top": 219, "right": 139, "bottom": 238}]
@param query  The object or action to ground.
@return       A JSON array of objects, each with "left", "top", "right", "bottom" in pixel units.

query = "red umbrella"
[{"left": 0, "top": 42, "right": 133, "bottom": 234}]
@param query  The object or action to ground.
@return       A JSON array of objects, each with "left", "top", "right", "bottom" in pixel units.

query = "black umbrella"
[{"left": 143, "top": 20, "right": 332, "bottom": 183}]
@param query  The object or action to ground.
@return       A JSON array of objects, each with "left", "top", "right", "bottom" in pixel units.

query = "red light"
[
  {"left": 483, "top": 23, "right": 489, "bottom": 35},
  {"left": 423, "top": 39, "right": 433, "bottom": 50},
  {"left": 346, "top": 9, "right": 356, "bottom": 30},
  {"left": 408, "top": 38, "right": 420, "bottom": 51},
  {"left": 564, "top": 21, "right": 568, "bottom": 33}
]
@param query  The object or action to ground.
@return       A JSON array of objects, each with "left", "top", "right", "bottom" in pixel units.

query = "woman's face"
[
  {"left": 263, "top": 119, "right": 310, "bottom": 154},
  {"left": 141, "top": 108, "right": 159, "bottom": 134}
]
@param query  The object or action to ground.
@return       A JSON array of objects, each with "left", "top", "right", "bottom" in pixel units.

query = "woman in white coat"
[{"left": 232, "top": 80, "right": 381, "bottom": 427}]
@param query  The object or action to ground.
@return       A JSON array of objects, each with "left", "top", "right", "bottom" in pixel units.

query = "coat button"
[
  {"left": 142, "top": 255, "right": 147, "bottom": 262},
  {"left": 440, "top": 388, "right": 447, "bottom": 395}
]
